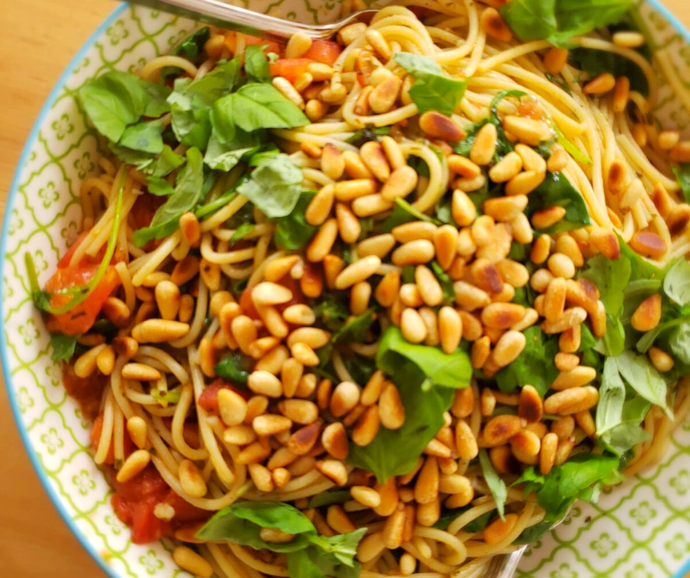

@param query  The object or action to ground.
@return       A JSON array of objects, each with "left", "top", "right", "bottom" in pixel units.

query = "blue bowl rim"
[{"left": 2, "top": 2, "right": 690, "bottom": 578}]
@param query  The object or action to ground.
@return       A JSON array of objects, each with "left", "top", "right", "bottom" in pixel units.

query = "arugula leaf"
[
  {"left": 569, "top": 47, "right": 648, "bottom": 96},
  {"left": 133, "top": 147, "right": 205, "bottom": 246},
  {"left": 347, "top": 358, "right": 454, "bottom": 482},
  {"left": 245, "top": 44, "right": 272, "bottom": 83},
  {"left": 615, "top": 351, "right": 670, "bottom": 417},
  {"left": 479, "top": 449, "right": 507, "bottom": 519},
  {"left": 49, "top": 333, "right": 78, "bottom": 362},
  {"left": 431, "top": 262, "right": 455, "bottom": 303},
  {"left": 393, "top": 52, "right": 469, "bottom": 116},
  {"left": 663, "top": 259, "right": 690, "bottom": 306},
  {"left": 514, "top": 454, "right": 622, "bottom": 522},
  {"left": 496, "top": 327, "right": 559, "bottom": 396},
  {"left": 214, "top": 350, "right": 252, "bottom": 385},
  {"left": 317, "top": 311, "right": 376, "bottom": 368},
  {"left": 79, "top": 70, "right": 170, "bottom": 142},
  {"left": 379, "top": 197, "right": 440, "bottom": 233},
  {"left": 500, "top": 0, "right": 633, "bottom": 48},
  {"left": 377, "top": 326, "right": 472, "bottom": 390},
  {"left": 308, "top": 490, "right": 352, "bottom": 509},
  {"left": 672, "top": 164, "right": 690, "bottom": 204},
  {"left": 527, "top": 172, "right": 590, "bottom": 234},
  {"left": 212, "top": 83, "right": 309, "bottom": 140},
  {"left": 273, "top": 191, "right": 318, "bottom": 250},
  {"left": 173, "top": 27, "right": 210, "bottom": 63},
  {"left": 236, "top": 154, "right": 303, "bottom": 218}
]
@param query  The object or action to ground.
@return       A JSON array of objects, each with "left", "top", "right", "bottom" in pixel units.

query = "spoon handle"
[{"left": 124, "top": 0, "right": 375, "bottom": 41}]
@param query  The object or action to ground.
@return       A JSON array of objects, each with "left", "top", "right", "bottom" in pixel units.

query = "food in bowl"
[{"left": 25, "top": 1, "right": 690, "bottom": 577}]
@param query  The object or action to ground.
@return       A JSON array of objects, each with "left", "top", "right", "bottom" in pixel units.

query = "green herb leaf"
[
  {"left": 273, "top": 191, "right": 318, "bottom": 250},
  {"left": 308, "top": 490, "right": 352, "bottom": 509},
  {"left": 496, "top": 327, "right": 559, "bottom": 396},
  {"left": 570, "top": 46, "right": 648, "bottom": 96},
  {"left": 500, "top": 0, "right": 633, "bottom": 48},
  {"left": 230, "top": 223, "right": 255, "bottom": 246},
  {"left": 514, "top": 520, "right": 555, "bottom": 544},
  {"left": 204, "top": 129, "right": 264, "bottom": 172},
  {"left": 119, "top": 119, "right": 165, "bottom": 153},
  {"left": 79, "top": 71, "right": 170, "bottom": 142},
  {"left": 236, "top": 154, "right": 303, "bottom": 218},
  {"left": 232, "top": 501, "right": 315, "bottom": 534},
  {"left": 672, "top": 164, "right": 690, "bottom": 204},
  {"left": 663, "top": 259, "right": 690, "bottom": 306},
  {"left": 379, "top": 197, "right": 440, "bottom": 233},
  {"left": 615, "top": 351, "right": 671, "bottom": 417},
  {"left": 377, "top": 326, "right": 472, "bottom": 390},
  {"left": 479, "top": 448, "right": 507, "bottom": 519},
  {"left": 244, "top": 44, "right": 272, "bottom": 83},
  {"left": 287, "top": 550, "right": 324, "bottom": 578},
  {"left": 49, "top": 333, "right": 78, "bottom": 362},
  {"left": 434, "top": 505, "right": 493, "bottom": 533},
  {"left": 146, "top": 176, "right": 174, "bottom": 196},
  {"left": 393, "top": 52, "right": 469, "bottom": 116},
  {"left": 214, "top": 350, "right": 252, "bottom": 385},
  {"left": 345, "top": 126, "right": 391, "bottom": 147},
  {"left": 527, "top": 172, "right": 590, "bottom": 234},
  {"left": 173, "top": 27, "right": 210, "bottom": 62},
  {"left": 133, "top": 147, "right": 205, "bottom": 246},
  {"left": 514, "top": 453, "right": 622, "bottom": 522}
]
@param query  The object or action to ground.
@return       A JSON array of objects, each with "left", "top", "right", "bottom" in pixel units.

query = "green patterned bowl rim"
[{"left": 2, "top": 2, "right": 690, "bottom": 578}]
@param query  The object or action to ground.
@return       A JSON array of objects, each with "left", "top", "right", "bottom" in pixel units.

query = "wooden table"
[{"left": 1, "top": 0, "right": 690, "bottom": 576}]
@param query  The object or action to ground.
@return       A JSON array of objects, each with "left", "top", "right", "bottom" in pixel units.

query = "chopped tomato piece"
[
  {"left": 303, "top": 40, "right": 342, "bottom": 65},
  {"left": 198, "top": 379, "right": 250, "bottom": 415},
  {"left": 57, "top": 231, "right": 93, "bottom": 269},
  {"left": 64, "top": 363, "right": 109, "bottom": 421},
  {"left": 110, "top": 465, "right": 208, "bottom": 544},
  {"left": 45, "top": 264, "right": 120, "bottom": 335},
  {"left": 224, "top": 31, "right": 282, "bottom": 58},
  {"left": 269, "top": 58, "right": 313, "bottom": 84}
]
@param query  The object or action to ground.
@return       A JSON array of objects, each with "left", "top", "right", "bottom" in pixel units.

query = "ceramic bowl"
[{"left": 4, "top": 2, "right": 690, "bottom": 577}]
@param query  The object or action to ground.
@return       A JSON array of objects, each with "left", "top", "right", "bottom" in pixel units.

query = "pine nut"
[
  {"left": 122, "top": 362, "right": 161, "bottom": 382},
  {"left": 353, "top": 405, "right": 380, "bottom": 447},
  {"left": 484, "top": 513, "right": 519, "bottom": 545},
  {"left": 339, "top": 22, "right": 367, "bottom": 45},
  {"left": 419, "top": 111, "right": 464, "bottom": 141},
  {"left": 360, "top": 141, "right": 391, "bottom": 182},
  {"left": 351, "top": 194, "right": 393, "bottom": 217},
  {"left": 415, "top": 456, "right": 440, "bottom": 504},
  {"left": 481, "top": 303, "right": 526, "bottom": 329},
  {"left": 285, "top": 31, "right": 312, "bottom": 59},
  {"left": 544, "top": 47, "right": 569, "bottom": 75},
  {"left": 455, "top": 174, "right": 487, "bottom": 192},
  {"left": 453, "top": 281, "right": 490, "bottom": 310},
  {"left": 612, "top": 30, "right": 646, "bottom": 47},
  {"left": 369, "top": 76, "right": 402, "bottom": 113},
  {"left": 317, "top": 459, "right": 349, "bottom": 486},
  {"left": 495, "top": 259, "right": 528, "bottom": 289},
  {"left": 400, "top": 553, "right": 417, "bottom": 576},
  {"left": 613, "top": 76, "right": 630, "bottom": 113},
  {"left": 247, "top": 370, "right": 283, "bottom": 398},
  {"left": 530, "top": 235, "right": 552, "bottom": 265},
  {"left": 73, "top": 344, "right": 106, "bottom": 378},
  {"left": 359, "top": 371, "right": 385, "bottom": 406},
  {"left": 470, "top": 123, "right": 497, "bottom": 165},
  {"left": 101, "top": 297, "right": 131, "bottom": 328},
  {"left": 304, "top": 185, "right": 334, "bottom": 226},
  {"left": 490, "top": 330, "right": 525, "bottom": 368},
  {"left": 132, "top": 319, "right": 190, "bottom": 343},
  {"left": 336, "top": 203, "right": 361, "bottom": 244},
  {"left": 445, "top": 476, "right": 474, "bottom": 509},
  {"left": 555, "top": 352, "right": 580, "bottom": 372},
  {"left": 373, "top": 270, "right": 400, "bottom": 308},
  {"left": 541, "top": 306, "right": 587, "bottom": 334},
  {"left": 670, "top": 140, "right": 690, "bottom": 162},
  {"left": 330, "top": 381, "right": 361, "bottom": 418},
  {"left": 503, "top": 116, "right": 552, "bottom": 145},
  {"left": 544, "top": 386, "right": 599, "bottom": 415},
  {"left": 448, "top": 154, "right": 481, "bottom": 179},
  {"left": 351, "top": 486, "right": 381, "bottom": 509},
  {"left": 471, "top": 215, "right": 495, "bottom": 247},
  {"left": 152, "top": 280, "right": 180, "bottom": 321},
  {"left": 537, "top": 432, "right": 558, "bottom": 475},
  {"left": 280, "top": 305, "right": 314, "bottom": 328},
  {"left": 648, "top": 346, "right": 673, "bottom": 372},
  {"left": 513, "top": 144, "right": 547, "bottom": 174},
  {"left": 334, "top": 179, "right": 377, "bottom": 203},
  {"left": 179, "top": 459, "right": 207, "bottom": 498},
  {"left": 380, "top": 136, "right": 406, "bottom": 170},
  {"left": 459, "top": 310, "right": 483, "bottom": 341},
  {"left": 551, "top": 415, "right": 575, "bottom": 440},
  {"left": 223, "top": 424, "right": 256, "bottom": 446},
  {"left": 583, "top": 72, "right": 616, "bottom": 94},
  {"left": 658, "top": 130, "right": 680, "bottom": 151},
  {"left": 379, "top": 384, "right": 405, "bottom": 430},
  {"left": 401, "top": 308, "right": 428, "bottom": 343},
  {"left": 253, "top": 414, "right": 292, "bottom": 436},
  {"left": 322, "top": 421, "right": 350, "bottom": 460},
  {"left": 483, "top": 195, "right": 528, "bottom": 222},
  {"left": 542, "top": 277, "right": 566, "bottom": 323},
  {"left": 116, "top": 449, "right": 151, "bottom": 483},
  {"left": 343, "top": 150, "right": 374, "bottom": 179},
  {"left": 381, "top": 166, "right": 419, "bottom": 201},
  {"left": 436, "top": 306, "right": 462, "bottom": 354},
  {"left": 548, "top": 252, "right": 575, "bottom": 279},
  {"left": 357, "top": 532, "right": 386, "bottom": 563},
  {"left": 431, "top": 226, "right": 457, "bottom": 271},
  {"left": 630, "top": 231, "right": 667, "bottom": 259},
  {"left": 551, "top": 366, "right": 597, "bottom": 391},
  {"left": 173, "top": 546, "right": 213, "bottom": 578},
  {"left": 412, "top": 265, "right": 442, "bottom": 307},
  {"left": 288, "top": 420, "right": 322, "bottom": 455},
  {"left": 575, "top": 409, "right": 596, "bottom": 437},
  {"left": 359, "top": 234, "right": 396, "bottom": 259},
  {"left": 481, "top": 7, "right": 513, "bottom": 42},
  {"left": 391, "top": 240, "right": 435, "bottom": 266},
  {"left": 510, "top": 213, "right": 533, "bottom": 244},
  {"left": 393, "top": 221, "right": 437, "bottom": 243},
  {"left": 419, "top": 307, "right": 439, "bottom": 346},
  {"left": 455, "top": 418, "right": 479, "bottom": 460},
  {"left": 489, "top": 152, "right": 523, "bottom": 183}
]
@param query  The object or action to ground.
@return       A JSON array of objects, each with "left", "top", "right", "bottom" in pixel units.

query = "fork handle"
[{"left": 122, "top": 0, "right": 346, "bottom": 41}]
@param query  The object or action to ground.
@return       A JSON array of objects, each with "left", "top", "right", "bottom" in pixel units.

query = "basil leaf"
[
  {"left": 236, "top": 154, "right": 303, "bottom": 218},
  {"left": 500, "top": 0, "right": 633, "bottom": 48},
  {"left": 393, "top": 52, "right": 469, "bottom": 116},
  {"left": 146, "top": 145, "right": 186, "bottom": 177},
  {"left": 663, "top": 259, "right": 690, "bottom": 306},
  {"left": 287, "top": 550, "right": 324, "bottom": 578},
  {"left": 204, "top": 129, "right": 264, "bottom": 172},
  {"left": 569, "top": 47, "right": 648, "bottom": 95},
  {"left": 232, "top": 501, "right": 315, "bottom": 534},
  {"left": 479, "top": 449, "right": 507, "bottom": 519},
  {"left": 333, "top": 311, "right": 375, "bottom": 345},
  {"left": 273, "top": 191, "right": 318, "bottom": 250},
  {"left": 308, "top": 489, "right": 352, "bottom": 509},
  {"left": 146, "top": 176, "right": 174, "bottom": 197},
  {"left": 79, "top": 71, "right": 170, "bottom": 142},
  {"left": 230, "top": 223, "right": 255, "bottom": 246},
  {"left": 496, "top": 327, "right": 559, "bottom": 396},
  {"left": 118, "top": 119, "right": 165, "bottom": 153},
  {"left": 347, "top": 358, "right": 454, "bottom": 482},
  {"left": 245, "top": 44, "right": 272, "bottom": 83},
  {"left": 50, "top": 333, "right": 78, "bottom": 362},
  {"left": 214, "top": 350, "right": 252, "bottom": 385},
  {"left": 672, "top": 163, "right": 690, "bottom": 204},
  {"left": 615, "top": 351, "right": 670, "bottom": 417},
  {"left": 527, "top": 172, "right": 590, "bottom": 234},
  {"left": 377, "top": 326, "right": 472, "bottom": 390},
  {"left": 514, "top": 520, "right": 555, "bottom": 544},
  {"left": 133, "top": 147, "right": 205, "bottom": 246},
  {"left": 310, "top": 529, "right": 368, "bottom": 569},
  {"left": 514, "top": 454, "right": 622, "bottom": 522},
  {"left": 213, "top": 83, "right": 309, "bottom": 137},
  {"left": 174, "top": 27, "right": 210, "bottom": 62}
]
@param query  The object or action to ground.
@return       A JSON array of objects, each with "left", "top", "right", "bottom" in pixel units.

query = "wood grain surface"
[{"left": 0, "top": 1, "right": 689, "bottom": 576}]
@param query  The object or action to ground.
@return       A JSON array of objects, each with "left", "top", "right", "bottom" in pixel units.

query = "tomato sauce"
[{"left": 62, "top": 362, "right": 109, "bottom": 420}]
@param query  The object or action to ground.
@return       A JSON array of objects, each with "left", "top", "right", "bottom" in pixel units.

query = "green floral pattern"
[{"left": 2, "top": 2, "right": 690, "bottom": 577}]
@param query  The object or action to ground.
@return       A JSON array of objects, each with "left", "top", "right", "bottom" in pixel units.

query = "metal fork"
[{"left": 124, "top": 0, "right": 378, "bottom": 41}]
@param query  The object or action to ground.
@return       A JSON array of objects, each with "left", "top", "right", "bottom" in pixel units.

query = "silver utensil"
[{"left": 124, "top": 0, "right": 377, "bottom": 41}]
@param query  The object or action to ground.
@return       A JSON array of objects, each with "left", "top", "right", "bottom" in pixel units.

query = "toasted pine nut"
[
  {"left": 503, "top": 116, "right": 552, "bottom": 145},
  {"left": 548, "top": 252, "right": 576, "bottom": 279},
  {"left": 317, "top": 459, "right": 349, "bottom": 486},
  {"left": 583, "top": 72, "right": 616, "bottom": 95},
  {"left": 102, "top": 297, "right": 131, "bottom": 328},
  {"left": 506, "top": 170, "right": 546, "bottom": 196},
  {"left": 489, "top": 152, "right": 523, "bottom": 183},
  {"left": 351, "top": 193, "right": 393, "bottom": 217},
  {"left": 454, "top": 281, "right": 490, "bottom": 310},
  {"left": 359, "top": 234, "right": 396, "bottom": 259},
  {"left": 470, "top": 123, "right": 497, "bottom": 166},
  {"left": 132, "top": 319, "right": 190, "bottom": 343},
  {"left": 335, "top": 256, "right": 381, "bottom": 289},
  {"left": 438, "top": 306, "right": 462, "bottom": 354},
  {"left": 401, "top": 308, "right": 428, "bottom": 343},
  {"left": 353, "top": 405, "right": 380, "bottom": 447},
  {"left": 540, "top": 432, "right": 558, "bottom": 475},
  {"left": 547, "top": 148, "right": 569, "bottom": 173},
  {"left": 544, "top": 47, "right": 568, "bottom": 75},
  {"left": 117, "top": 449, "right": 151, "bottom": 483},
  {"left": 649, "top": 347, "right": 674, "bottom": 372},
  {"left": 305, "top": 185, "right": 335, "bottom": 226},
  {"left": 484, "top": 513, "right": 519, "bottom": 545},
  {"left": 286, "top": 32, "right": 312, "bottom": 58},
  {"left": 173, "top": 546, "right": 213, "bottom": 578},
  {"left": 179, "top": 459, "right": 207, "bottom": 498},
  {"left": 511, "top": 429, "right": 541, "bottom": 457},
  {"left": 415, "top": 456, "right": 440, "bottom": 504},
  {"left": 369, "top": 76, "right": 402, "bottom": 113},
  {"left": 531, "top": 235, "right": 552, "bottom": 265},
  {"left": 321, "top": 421, "right": 349, "bottom": 460},
  {"left": 273, "top": 76, "right": 304, "bottom": 109},
  {"left": 122, "top": 362, "right": 161, "bottom": 382},
  {"left": 631, "top": 294, "right": 662, "bottom": 332},
  {"left": 455, "top": 419, "right": 479, "bottom": 460},
  {"left": 248, "top": 371, "right": 283, "bottom": 398},
  {"left": 613, "top": 76, "right": 630, "bottom": 113},
  {"left": 483, "top": 415, "right": 522, "bottom": 446},
  {"left": 613, "top": 31, "right": 645, "bottom": 48},
  {"left": 419, "top": 111, "right": 464, "bottom": 141},
  {"left": 393, "top": 221, "right": 437, "bottom": 243},
  {"left": 658, "top": 130, "right": 680, "bottom": 151},
  {"left": 452, "top": 189, "right": 477, "bottom": 227},
  {"left": 481, "top": 7, "right": 513, "bottom": 42},
  {"left": 179, "top": 212, "right": 201, "bottom": 247},
  {"left": 331, "top": 381, "right": 361, "bottom": 418},
  {"left": 532, "top": 206, "right": 567, "bottom": 230},
  {"left": 379, "top": 384, "right": 405, "bottom": 430},
  {"left": 381, "top": 166, "right": 419, "bottom": 201},
  {"left": 544, "top": 386, "right": 599, "bottom": 415},
  {"left": 336, "top": 203, "right": 362, "bottom": 244},
  {"left": 448, "top": 155, "right": 481, "bottom": 179}
]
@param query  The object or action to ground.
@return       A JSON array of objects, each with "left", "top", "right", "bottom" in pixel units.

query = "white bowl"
[{"left": 4, "top": 2, "right": 690, "bottom": 577}]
